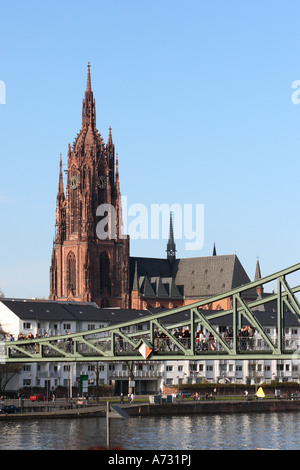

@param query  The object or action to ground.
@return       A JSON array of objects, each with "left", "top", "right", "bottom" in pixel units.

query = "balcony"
[
  {"left": 37, "top": 371, "right": 60, "bottom": 378},
  {"left": 109, "top": 370, "right": 163, "bottom": 378}
]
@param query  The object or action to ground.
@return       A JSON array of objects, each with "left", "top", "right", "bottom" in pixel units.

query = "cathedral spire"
[
  {"left": 167, "top": 212, "right": 176, "bottom": 262},
  {"left": 50, "top": 64, "right": 130, "bottom": 308},
  {"left": 82, "top": 62, "right": 96, "bottom": 128}
]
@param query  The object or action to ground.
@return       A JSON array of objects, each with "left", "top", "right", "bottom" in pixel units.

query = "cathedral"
[
  {"left": 50, "top": 64, "right": 130, "bottom": 308},
  {"left": 50, "top": 64, "right": 257, "bottom": 310}
]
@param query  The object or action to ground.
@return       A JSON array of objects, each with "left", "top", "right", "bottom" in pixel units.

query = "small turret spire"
[
  {"left": 213, "top": 242, "right": 217, "bottom": 256},
  {"left": 58, "top": 153, "right": 64, "bottom": 194},
  {"left": 255, "top": 257, "right": 263, "bottom": 295},
  {"left": 108, "top": 126, "right": 113, "bottom": 144}
]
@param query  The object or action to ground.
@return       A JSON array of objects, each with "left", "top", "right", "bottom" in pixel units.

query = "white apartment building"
[{"left": 0, "top": 298, "right": 299, "bottom": 396}]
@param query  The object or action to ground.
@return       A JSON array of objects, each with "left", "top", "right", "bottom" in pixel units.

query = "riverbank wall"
[
  {"left": 1, "top": 399, "right": 300, "bottom": 420},
  {"left": 125, "top": 399, "right": 300, "bottom": 417}
]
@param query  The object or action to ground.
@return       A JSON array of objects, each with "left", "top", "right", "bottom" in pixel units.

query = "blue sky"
[{"left": 1, "top": 0, "right": 300, "bottom": 299}]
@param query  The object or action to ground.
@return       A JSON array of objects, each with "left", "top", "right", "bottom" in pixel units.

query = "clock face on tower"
[
  {"left": 97, "top": 175, "right": 106, "bottom": 189},
  {"left": 69, "top": 175, "right": 78, "bottom": 189}
]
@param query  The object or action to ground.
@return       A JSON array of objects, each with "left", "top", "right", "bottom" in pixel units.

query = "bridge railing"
[
  {"left": 5, "top": 332, "right": 300, "bottom": 360},
  {"left": 3, "top": 262, "right": 300, "bottom": 362}
]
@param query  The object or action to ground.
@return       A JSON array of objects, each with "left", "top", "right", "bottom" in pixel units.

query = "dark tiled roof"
[
  {"left": 0, "top": 299, "right": 150, "bottom": 324},
  {"left": 1, "top": 299, "right": 299, "bottom": 328},
  {"left": 1, "top": 299, "right": 101, "bottom": 321},
  {"left": 173, "top": 254, "right": 252, "bottom": 298},
  {"left": 130, "top": 254, "right": 257, "bottom": 300}
]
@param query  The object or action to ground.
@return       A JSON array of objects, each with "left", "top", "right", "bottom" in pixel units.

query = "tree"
[{"left": 0, "top": 326, "right": 21, "bottom": 396}]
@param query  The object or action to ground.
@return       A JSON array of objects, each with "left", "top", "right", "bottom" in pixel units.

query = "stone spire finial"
[{"left": 86, "top": 62, "right": 92, "bottom": 92}]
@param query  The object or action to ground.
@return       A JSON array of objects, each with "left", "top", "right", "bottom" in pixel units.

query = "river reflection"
[{"left": 0, "top": 412, "right": 300, "bottom": 450}]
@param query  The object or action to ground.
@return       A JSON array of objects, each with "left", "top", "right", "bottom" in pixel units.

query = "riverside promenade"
[{"left": 1, "top": 397, "right": 300, "bottom": 420}]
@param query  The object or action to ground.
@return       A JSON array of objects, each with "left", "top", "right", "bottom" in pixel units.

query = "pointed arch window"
[
  {"left": 99, "top": 251, "right": 111, "bottom": 296},
  {"left": 101, "top": 298, "right": 110, "bottom": 308},
  {"left": 67, "top": 251, "right": 76, "bottom": 294},
  {"left": 69, "top": 168, "right": 78, "bottom": 233}
]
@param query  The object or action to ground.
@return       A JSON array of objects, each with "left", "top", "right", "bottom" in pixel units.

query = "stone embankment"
[
  {"left": 1, "top": 398, "right": 300, "bottom": 420},
  {"left": 124, "top": 399, "right": 300, "bottom": 417}
]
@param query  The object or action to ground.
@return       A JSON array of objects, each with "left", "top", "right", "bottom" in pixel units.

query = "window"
[
  {"left": 100, "top": 251, "right": 111, "bottom": 296},
  {"left": 166, "top": 365, "right": 173, "bottom": 372},
  {"left": 178, "top": 365, "right": 183, "bottom": 372},
  {"left": 219, "top": 326, "right": 227, "bottom": 333},
  {"left": 70, "top": 172, "right": 78, "bottom": 233},
  {"left": 67, "top": 251, "right": 76, "bottom": 294},
  {"left": 88, "top": 324, "right": 96, "bottom": 330},
  {"left": 63, "top": 324, "right": 71, "bottom": 331},
  {"left": 23, "top": 322, "right": 31, "bottom": 329}
]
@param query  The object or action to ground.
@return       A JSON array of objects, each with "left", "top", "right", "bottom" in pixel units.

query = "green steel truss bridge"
[{"left": 3, "top": 262, "right": 300, "bottom": 363}]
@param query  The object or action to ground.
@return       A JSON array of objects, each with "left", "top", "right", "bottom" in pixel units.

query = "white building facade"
[{"left": 0, "top": 298, "right": 299, "bottom": 396}]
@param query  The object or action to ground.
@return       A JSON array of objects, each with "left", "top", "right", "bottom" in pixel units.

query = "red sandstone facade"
[{"left": 50, "top": 64, "right": 130, "bottom": 308}]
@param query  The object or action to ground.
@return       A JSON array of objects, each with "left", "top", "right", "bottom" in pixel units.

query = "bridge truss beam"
[{"left": 2, "top": 262, "right": 300, "bottom": 363}]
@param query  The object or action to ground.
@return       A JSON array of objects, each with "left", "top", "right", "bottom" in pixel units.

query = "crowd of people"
[
  {"left": 153, "top": 325, "right": 256, "bottom": 353},
  {"left": 8, "top": 331, "right": 73, "bottom": 354},
  {"left": 8, "top": 324, "right": 256, "bottom": 356}
]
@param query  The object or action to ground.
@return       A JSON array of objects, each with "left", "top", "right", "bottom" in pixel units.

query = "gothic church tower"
[{"left": 50, "top": 64, "right": 130, "bottom": 308}]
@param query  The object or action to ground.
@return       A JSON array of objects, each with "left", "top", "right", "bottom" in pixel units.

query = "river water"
[{"left": 0, "top": 411, "right": 300, "bottom": 450}]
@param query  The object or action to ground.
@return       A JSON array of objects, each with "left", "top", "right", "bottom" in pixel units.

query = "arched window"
[
  {"left": 99, "top": 251, "right": 111, "bottom": 296},
  {"left": 67, "top": 251, "right": 76, "bottom": 294},
  {"left": 69, "top": 169, "right": 78, "bottom": 233},
  {"left": 101, "top": 298, "right": 110, "bottom": 308}
]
